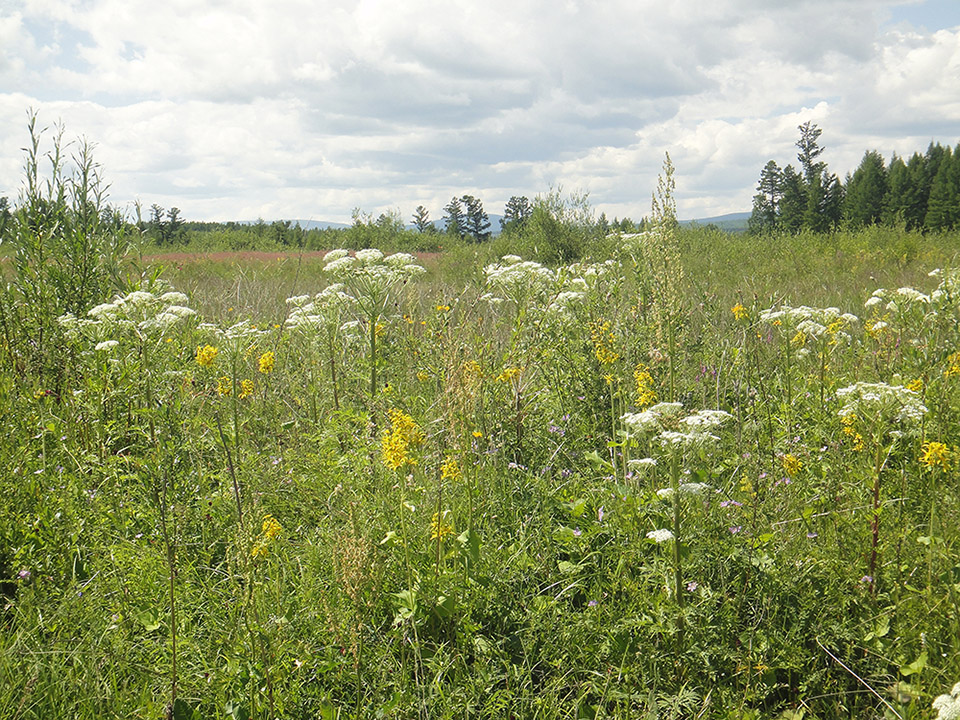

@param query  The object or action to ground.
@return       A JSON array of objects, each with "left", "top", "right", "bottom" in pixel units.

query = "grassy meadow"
[{"left": 4, "top": 162, "right": 960, "bottom": 718}]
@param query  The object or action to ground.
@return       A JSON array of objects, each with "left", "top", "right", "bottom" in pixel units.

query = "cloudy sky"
[{"left": 1, "top": 0, "right": 959, "bottom": 224}]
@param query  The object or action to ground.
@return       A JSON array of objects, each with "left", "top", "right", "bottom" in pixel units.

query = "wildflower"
[
  {"left": 251, "top": 514, "right": 282, "bottom": 558},
  {"left": 436, "top": 304, "right": 450, "bottom": 312},
  {"left": 920, "top": 441, "right": 951, "bottom": 471},
  {"left": 932, "top": 681, "right": 960, "bottom": 720},
  {"left": 381, "top": 409, "right": 423, "bottom": 470},
  {"left": 906, "top": 378, "right": 924, "bottom": 393},
  {"left": 633, "top": 363, "right": 657, "bottom": 408},
  {"left": 945, "top": 351, "right": 960, "bottom": 378},
  {"left": 589, "top": 319, "right": 620, "bottom": 365},
  {"left": 440, "top": 457, "right": 462, "bottom": 482},
  {"left": 472, "top": 430, "right": 483, "bottom": 438},
  {"left": 430, "top": 511, "right": 454, "bottom": 541},
  {"left": 239, "top": 379, "right": 255, "bottom": 399},
  {"left": 646, "top": 528, "right": 674, "bottom": 543},
  {"left": 95, "top": 340, "right": 120, "bottom": 352},
  {"left": 731, "top": 303, "right": 747, "bottom": 320},
  {"left": 196, "top": 344, "right": 218, "bottom": 367},
  {"left": 836, "top": 382, "right": 927, "bottom": 426},
  {"left": 217, "top": 376, "right": 232, "bottom": 396},
  {"left": 258, "top": 351, "right": 275, "bottom": 374},
  {"left": 782, "top": 454, "right": 803, "bottom": 477},
  {"left": 496, "top": 367, "right": 522, "bottom": 383}
]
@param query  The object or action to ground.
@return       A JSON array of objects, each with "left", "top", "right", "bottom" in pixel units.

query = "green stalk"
[{"left": 671, "top": 455, "right": 683, "bottom": 608}]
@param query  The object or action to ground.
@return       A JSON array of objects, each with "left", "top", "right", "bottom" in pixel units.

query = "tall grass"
[{"left": 4, "top": 138, "right": 960, "bottom": 718}]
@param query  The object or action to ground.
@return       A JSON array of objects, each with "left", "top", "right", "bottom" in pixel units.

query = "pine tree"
[
  {"left": 412, "top": 205, "right": 432, "bottom": 233},
  {"left": 843, "top": 151, "right": 887, "bottom": 228},
  {"left": 443, "top": 197, "right": 465, "bottom": 240},
  {"left": 925, "top": 145, "right": 959, "bottom": 231},
  {"left": 461, "top": 195, "right": 491, "bottom": 242},
  {"left": 748, "top": 160, "right": 782, "bottom": 233}
]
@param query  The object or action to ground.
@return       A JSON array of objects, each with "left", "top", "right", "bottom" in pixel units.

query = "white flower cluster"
[
  {"left": 622, "top": 403, "right": 732, "bottom": 450},
  {"left": 865, "top": 286, "right": 931, "bottom": 312},
  {"left": 483, "top": 256, "right": 555, "bottom": 299},
  {"left": 933, "top": 682, "right": 960, "bottom": 720},
  {"left": 646, "top": 528, "right": 675, "bottom": 543},
  {"left": 197, "top": 319, "right": 269, "bottom": 347},
  {"left": 656, "top": 482, "right": 710, "bottom": 499},
  {"left": 760, "top": 304, "right": 858, "bottom": 341},
  {"left": 322, "top": 248, "right": 426, "bottom": 295},
  {"left": 836, "top": 382, "right": 928, "bottom": 425},
  {"left": 285, "top": 284, "right": 353, "bottom": 332},
  {"left": 58, "top": 288, "right": 196, "bottom": 343}
]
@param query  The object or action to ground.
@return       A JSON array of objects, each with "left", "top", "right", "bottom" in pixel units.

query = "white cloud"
[{"left": 0, "top": 0, "right": 958, "bottom": 222}]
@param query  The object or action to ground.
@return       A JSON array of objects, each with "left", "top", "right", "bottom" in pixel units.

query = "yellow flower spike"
[
  {"left": 217, "top": 376, "right": 232, "bottom": 397},
  {"left": 239, "top": 379, "right": 255, "bottom": 399},
  {"left": 782, "top": 454, "right": 802, "bottom": 477},
  {"left": 196, "top": 344, "right": 218, "bottom": 367},
  {"left": 906, "top": 378, "right": 923, "bottom": 393},
  {"left": 430, "top": 511, "right": 454, "bottom": 542},
  {"left": 258, "top": 351, "right": 275, "bottom": 374},
  {"left": 731, "top": 303, "right": 747, "bottom": 320},
  {"left": 440, "top": 457, "right": 462, "bottom": 482},
  {"left": 920, "top": 441, "right": 951, "bottom": 471}
]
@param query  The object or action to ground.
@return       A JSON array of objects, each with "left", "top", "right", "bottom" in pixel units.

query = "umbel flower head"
[
  {"left": 836, "top": 382, "right": 927, "bottom": 428},
  {"left": 932, "top": 681, "right": 960, "bottom": 720}
]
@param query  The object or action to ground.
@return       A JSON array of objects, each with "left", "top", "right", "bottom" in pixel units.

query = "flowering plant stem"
[{"left": 670, "top": 456, "right": 684, "bottom": 609}]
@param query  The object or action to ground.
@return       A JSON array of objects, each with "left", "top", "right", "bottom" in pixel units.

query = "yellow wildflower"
[
  {"left": 472, "top": 430, "right": 483, "bottom": 438},
  {"left": 196, "top": 344, "right": 218, "bottom": 367},
  {"left": 633, "top": 363, "right": 656, "bottom": 408},
  {"left": 375, "top": 322, "right": 386, "bottom": 338},
  {"left": 731, "top": 303, "right": 747, "bottom": 321},
  {"left": 217, "top": 376, "right": 232, "bottom": 396},
  {"left": 436, "top": 304, "right": 450, "bottom": 312},
  {"left": 782, "top": 454, "right": 802, "bottom": 477},
  {"left": 251, "top": 514, "right": 282, "bottom": 558},
  {"left": 239, "top": 379, "right": 255, "bottom": 399},
  {"left": 261, "top": 514, "right": 282, "bottom": 539},
  {"left": 920, "top": 441, "right": 951, "bottom": 471},
  {"left": 496, "top": 367, "right": 522, "bottom": 383},
  {"left": 430, "top": 512, "right": 454, "bottom": 542},
  {"left": 945, "top": 351, "right": 960, "bottom": 378},
  {"left": 906, "top": 378, "right": 923, "bottom": 393},
  {"left": 440, "top": 457, "right": 462, "bottom": 482},
  {"left": 589, "top": 319, "right": 620, "bottom": 365},
  {"left": 381, "top": 409, "right": 424, "bottom": 470},
  {"left": 258, "top": 351, "right": 275, "bottom": 374},
  {"left": 841, "top": 413, "right": 864, "bottom": 451},
  {"left": 791, "top": 330, "right": 806, "bottom": 346}
]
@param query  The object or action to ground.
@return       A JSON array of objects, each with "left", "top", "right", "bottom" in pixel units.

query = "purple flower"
[
  {"left": 806, "top": 532, "right": 818, "bottom": 539},
  {"left": 588, "top": 600, "right": 598, "bottom": 607},
  {"left": 573, "top": 528, "right": 582, "bottom": 537},
  {"left": 686, "top": 581, "right": 698, "bottom": 592},
  {"left": 597, "top": 506, "right": 605, "bottom": 522},
  {"left": 729, "top": 526, "right": 742, "bottom": 534},
  {"left": 720, "top": 500, "right": 742, "bottom": 508},
  {"left": 860, "top": 575, "right": 873, "bottom": 584},
  {"left": 18, "top": 569, "right": 30, "bottom": 580}
]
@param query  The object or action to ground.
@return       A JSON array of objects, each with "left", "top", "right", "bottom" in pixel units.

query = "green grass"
[{"left": 3, "top": 226, "right": 960, "bottom": 719}]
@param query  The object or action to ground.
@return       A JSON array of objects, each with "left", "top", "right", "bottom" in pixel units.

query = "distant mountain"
[{"left": 680, "top": 211, "right": 750, "bottom": 232}]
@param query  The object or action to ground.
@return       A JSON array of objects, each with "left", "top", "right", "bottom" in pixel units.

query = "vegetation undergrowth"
[{"left": 4, "top": 128, "right": 960, "bottom": 720}]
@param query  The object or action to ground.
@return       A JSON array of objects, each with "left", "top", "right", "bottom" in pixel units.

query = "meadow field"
[{"left": 5, "top": 164, "right": 960, "bottom": 719}]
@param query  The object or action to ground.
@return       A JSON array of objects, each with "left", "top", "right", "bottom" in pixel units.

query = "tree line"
[{"left": 749, "top": 122, "right": 960, "bottom": 234}]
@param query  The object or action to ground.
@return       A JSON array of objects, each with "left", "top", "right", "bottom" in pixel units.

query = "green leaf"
[
  {"left": 900, "top": 651, "right": 927, "bottom": 677},
  {"left": 456, "top": 528, "right": 480, "bottom": 564},
  {"left": 135, "top": 606, "right": 161, "bottom": 632}
]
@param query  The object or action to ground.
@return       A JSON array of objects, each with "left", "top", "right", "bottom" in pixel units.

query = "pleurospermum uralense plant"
[{"left": 9, "top": 139, "right": 960, "bottom": 717}]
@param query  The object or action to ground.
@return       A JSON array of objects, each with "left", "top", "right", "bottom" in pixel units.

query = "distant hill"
[
  {"left": 680, "top": 211, "right": 750, "bottom": 232},
  {"left": 253, "top": 212, "right": 750, "bottom": 234}
]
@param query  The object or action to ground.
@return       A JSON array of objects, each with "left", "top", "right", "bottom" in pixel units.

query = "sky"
[{"left": 1, "top": 0, "right": 959, "bottom": 225}]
